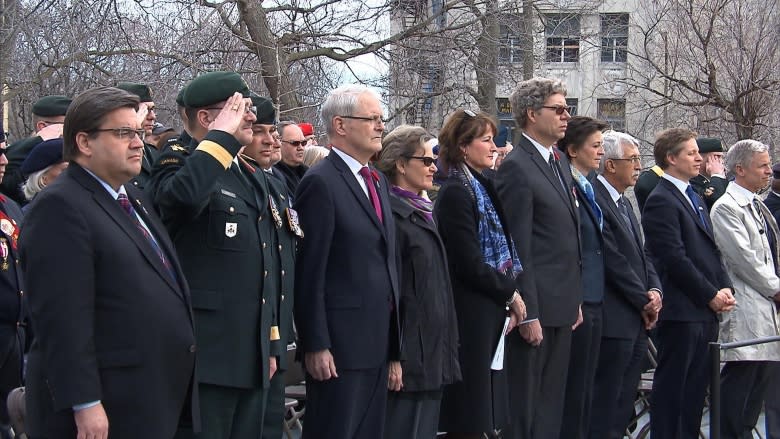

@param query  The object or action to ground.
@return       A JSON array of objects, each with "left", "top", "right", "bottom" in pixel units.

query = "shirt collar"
[
  {"left": 730, "top": 181, "right": 756, "bottom": 204},
  {"left": 82, "top": 167, "right": 124, "bottom": 200},
  {"left": 523, "top": 132, "right": 553, "bottom": 162},
  {"left": 597, "top": 174, "right": 621, "bottom": 204},
  {"left": 331, "top": 146, "right": 365, "bottom": 177},
  {"left": 661, "top": 172, "right": 690, "bottom": 196}
]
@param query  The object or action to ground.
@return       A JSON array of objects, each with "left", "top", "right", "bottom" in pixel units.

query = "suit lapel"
[
  {"left": 327, "top": 153, "right": 386, "bottom": 233},
  {"left": 518, "top": 137, "right": 577, "bottom": 219},
  {"left": 573, "top": 182, "right": 599, "bottom": 230},
  {"left": 661, "top": 179, "right": 714, "bottom": 239},
  {"left": 71, "top": 166, "right": 185, "bottom": 301}
]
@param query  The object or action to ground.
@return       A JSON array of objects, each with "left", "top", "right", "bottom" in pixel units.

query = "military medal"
[
  {"left": 0, "top": 238, "right": 8, "bottom": 271},
  {"left": 0, "top": 213, "right": 18, "bottom": 250},
  {"left": 269, "top": 195, "right": 283, "bottom": 229},
  {"left": 286, "top": 208, "right": 304, "bottom": 238}
]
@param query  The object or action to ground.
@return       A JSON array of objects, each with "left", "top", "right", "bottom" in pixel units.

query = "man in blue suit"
[
  {"left": 642, "top": 128, "right": 734, "bottom": 439},
  {"left": 293, "top": 85, "right": 400, "bottom": 439}
]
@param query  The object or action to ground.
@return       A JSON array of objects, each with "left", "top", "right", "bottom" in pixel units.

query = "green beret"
[
  {"left": 116, "top": 82, "right": 153, "bottom": 102},
  {"left": 183, "top": 71, "right": 250, "bottom": 108},
  {"left": 250, "top": 93, "right": 276, "bottom": 125},
  {"left": 32, "top": 95, "right": 71, "bottom": 117},
  {"left": 697, "top": 137, "right": 724, "bottom": 154},
  {"left": 175, "top": 86, "right": 187, "bottom": 107}
]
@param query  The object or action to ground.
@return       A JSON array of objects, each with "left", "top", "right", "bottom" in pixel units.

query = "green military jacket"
[{"left": 146, "top": 131, "right": 276, "bottom": 389}]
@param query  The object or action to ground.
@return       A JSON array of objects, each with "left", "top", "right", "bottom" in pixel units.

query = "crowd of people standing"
[{"left": 0, "top": 71, "right": 776, "bottom": 439}]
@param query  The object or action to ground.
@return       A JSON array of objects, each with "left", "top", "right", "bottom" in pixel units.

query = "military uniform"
[
  {"left": 0, "top": 194, "right": 25, "bottom": 438},
  {"left": 689, "top": 173, "right": 728, "bottom": 210},
  {"left": 634, "top": 165, "right": 663, "bottom": 212},
  {"left": 147, "top": 72, "right": 281, "bottom": 439}
]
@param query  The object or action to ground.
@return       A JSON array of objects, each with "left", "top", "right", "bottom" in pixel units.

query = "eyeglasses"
[
  {"left": 90, "top": 127, "right": 146, "bottom": 140},
  {"left": 339, "top": 115, "right": 385, "bottom": 124},
  {"left": 541, "top": 105, "right": 572, "bottom": 115},
  {"left": 406, "top": 156, "right": 436, "bottom": 166},
  {"left": 145, "top": 105, "right": 156, "bottom": 112},
  {"left": 206, "top": 105, "right": 258, "bottom": 115},
  {"left": 282, "top": 140, "right": 307, "bottom": 147},
  {"left": 610, "top": 156, "right": 642, "bottom": 164}
]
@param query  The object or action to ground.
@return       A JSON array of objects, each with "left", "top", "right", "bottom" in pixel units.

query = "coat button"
[
  {"left": 281, "top": 294, "right": 285, "bottom": 301},
  {"left": 262, "top": 298, "right": 266, "bottom": 304},
  {"left": 133, "top": 181, "right": 139, "bottom": 186},
  {"left": 262, "top": 243, "right": 267, "bottom": 249},
  {"left": 189, "top": 345, "right": 197, "bottom": 353},
  {"left": 264, "top": 270, "right": 268, "bottom": 277},
  {"left": 278, "top": 244, "right": 282, "bottom": 251},
  {"left": 281, "top": 270, "right": 285, "bottom": 276},
  {"left": 18, "top": 290, "right": 23, "bottom": 296},
  {"left": 229, "top": 206, "right": 235, "bottom": 213},
  {"left": 258, "top": 216, "right": 263, "bottom": 222}
]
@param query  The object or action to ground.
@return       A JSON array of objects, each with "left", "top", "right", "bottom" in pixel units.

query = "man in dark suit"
[
  {"left": 294, "top": 84, "right": 400, "bottom": 439},
  {"left": 19, "top": 86, "right": 198, "bottom": 439},
  {"left": 0, "top": 127, "right": 25, "bottom": 439},
  {"left": 590, "top": 131, "right": 662, "bottom": 439},
  {"left": 148, "top": 73, "right": 281, "bottom": 439},
  {"left": 642, "top": 128, "right": 734, "bottom": 439},
  {"left": 495, "top": 77, "right": 582, "bottom": 439}
]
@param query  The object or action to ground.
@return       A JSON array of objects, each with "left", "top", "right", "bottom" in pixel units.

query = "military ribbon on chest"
[
  {"left": 0, "top": 238, "right": 8, "bottom": 271},
  {"left": 0, "top": 211, "right": 19, "bottom": 251},
  {"left": 269, "top": 195, "right": 283, "bottom": 229}
]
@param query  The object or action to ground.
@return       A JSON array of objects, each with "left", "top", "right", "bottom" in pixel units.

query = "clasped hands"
[{"left": 709, "top": 288, "right": 736, "bottom": 313}]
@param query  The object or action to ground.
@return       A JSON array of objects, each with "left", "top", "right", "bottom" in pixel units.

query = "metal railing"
[{"left": 708, "top": 335, "right": 780, "bottom": 439}]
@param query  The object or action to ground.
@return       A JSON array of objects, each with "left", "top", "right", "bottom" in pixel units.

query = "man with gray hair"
[
  {"left": 710, "top": 139, "right": 780, "bottom": 438},
  {"left": 496, "top": 77, "right": 582, "bottom": 439},
  {"left": 294, "top": 85, "right": 400, "bottom": 439},
  {"left": 590, "top": 131, "right": 662, "bottom": 439}
]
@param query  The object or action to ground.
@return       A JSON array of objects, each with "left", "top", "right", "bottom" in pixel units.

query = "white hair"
[
  {"left": 320, "top": 85, "right": 381, "bottom": 135},
  {"left": 599, "top": 130, "right": 640, "bottom": 174},
  {"left": 725, "top": 139, "right": 767, "bottom": 174},
  {"left": 22, "top": 167, "right": 51, "bottom": 201}
]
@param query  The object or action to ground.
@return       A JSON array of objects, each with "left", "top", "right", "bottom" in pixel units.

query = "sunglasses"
[
  {"left": 541, "top": 105, "right": 572, "bottom": 115},
  {"left": 282, "top": 140, "right": 307, "bottom": 147},
  {"left": 407, "top": 156, "right": 436, "bottom": 166}
]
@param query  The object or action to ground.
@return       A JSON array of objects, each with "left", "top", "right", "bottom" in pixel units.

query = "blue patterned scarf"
[
  {"left": 571, "top": 166, "right": 603, "bottom": 231},
  {"left": 450, "top": 164, "right": 523, "bottom": 277}
]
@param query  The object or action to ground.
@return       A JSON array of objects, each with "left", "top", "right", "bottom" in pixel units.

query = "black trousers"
[
  {"left": 0, "top": 334, "right": 21, "bottom": 425},
  {"left": 588, "top": 326, "right": 648, "bottom": 439},
  {"left": 506, "top": 325, "right": 572, "bottom": 439},
  {"left": 720, "top": 361, "right": 772, "bottom": 439},
  {"left": 559, "top": 304, "right": 602, "bottom": 439},
  {"left": 261, "top": 369, "right": 285, "bottom": 439},
  {"left": 765, "top": 363, "right": 780, "bottom": 439},
  {"left": 650, "top": 320, "right": 718, "bottom": 439},
  {"left": 303, "top": 366, "right": 388, "bottom": 439}
]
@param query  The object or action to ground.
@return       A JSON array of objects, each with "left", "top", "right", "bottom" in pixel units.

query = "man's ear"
[{"left": 75, "top": 132, "right": 92, "bottom": 158}]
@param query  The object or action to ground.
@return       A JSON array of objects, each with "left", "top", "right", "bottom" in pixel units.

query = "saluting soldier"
[
  {"left": 1, "top": 95, "right": 71, "bottom": 205},
  {"left": 115, "top": 82, "right": 160, "bottom": 189},
  {"left": 689, "top": 137, "right": 728, "bottom": 209},
  {"left": 238, "top": 93, "right": 301, "bottom": 439},
  {"left": 0, "top": 126, "right": 24, "bottom": 439},
  {"left": 147, "top": 71, "right": 276, "bottom": 439}
]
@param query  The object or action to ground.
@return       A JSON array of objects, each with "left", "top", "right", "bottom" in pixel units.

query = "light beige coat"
[{"left": 711, "top": 183, "right": 780, "bottom": 361}]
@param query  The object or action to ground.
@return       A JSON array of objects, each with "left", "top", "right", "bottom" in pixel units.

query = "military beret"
[
  {"left": 183, "top": 71, "right": 250, "bottom": 108},
  {"left": 250, "top": 93, "right": 276, "bottom": 125},
  {"left": 21, "top": 138, "right": 64, "bottom": 175},
  {"left": 116, "top": 82, "right": 153, "bottom": 102},
  {"left": 494, "top": 125, "right": 510, "bottom": 147},
  {"left": 773, "top": 163, "right": 780, "bottom": 179},
  {"left": 298, "top": 122, "right": 314, "bottom": 137},
  {"left": 175, "top": 86, "right": 187, "bottom": 107},
  {"left": 32, "top": 95, "right": 71, "bottom": 117},
  {"left": 697, "top": 137, "right": 724, "bottom": 154}
]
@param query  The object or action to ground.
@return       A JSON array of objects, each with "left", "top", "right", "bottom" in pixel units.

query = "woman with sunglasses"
[
  {"left": 435, "top": 109, "right": 526, "bottom": 439},
  {"left": 375, "top": 125, "right": 461, "bottom": 439}
]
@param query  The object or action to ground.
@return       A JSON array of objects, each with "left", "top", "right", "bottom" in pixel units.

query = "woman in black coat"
[
  {"left": 375, "top": 125, "right": 461, "bottom": 439},
  {"left": 434, "top": 110, "right": 526, "bottom": 439}
]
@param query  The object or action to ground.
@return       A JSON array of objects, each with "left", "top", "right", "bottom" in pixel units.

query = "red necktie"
[
  {"left": 118, "top": 193, "right": 177, "bottom": 282},
  {"left": 358, "top": 166, "right": 383, "bottom": 224}
]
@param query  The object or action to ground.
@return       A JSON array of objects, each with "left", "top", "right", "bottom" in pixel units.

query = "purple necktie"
[
  {"left": 358, "top": 166, "right": 383, "bottom": 224},
  {"left": 117, "top": 193, "right": 177, "bottom": 282}
]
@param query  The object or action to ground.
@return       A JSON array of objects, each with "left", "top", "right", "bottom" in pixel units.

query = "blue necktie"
[
  {"left": 575, "top": 173, "right": 602, "bottom": 230},
  {"left": 685, "top": 185, "right": 709, "bottom": 230}
]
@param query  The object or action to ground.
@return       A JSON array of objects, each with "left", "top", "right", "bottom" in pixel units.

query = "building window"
[
  {"left": 545, "top": 14, "right": 580, "bottom": 63},
  {"left": 566, "top": 98, "right": 578, "bottom": 116},
  {"left": 601, "top": 14, "right": 629, "bottom": 63},
  {"left": 499, "top": 24, "right": 523, "bottom": 64},
  {"left": 597, "top": 99, "right": 626, "bottom": 131}
]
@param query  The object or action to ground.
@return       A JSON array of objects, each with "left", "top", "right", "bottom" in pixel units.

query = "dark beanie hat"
[
  {"left": 183, "top": 72, "right": 250, "bottom": 108},
  {"left": 21, "top": 138, "right": 64, "bottom": 175},
  {"left": 116, "top": 82, "right": 153, "bottom": 102}
]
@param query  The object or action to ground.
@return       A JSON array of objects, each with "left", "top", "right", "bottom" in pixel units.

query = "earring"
[{"left": 401, "top": 170, "right": 406, "bottom": 175}]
